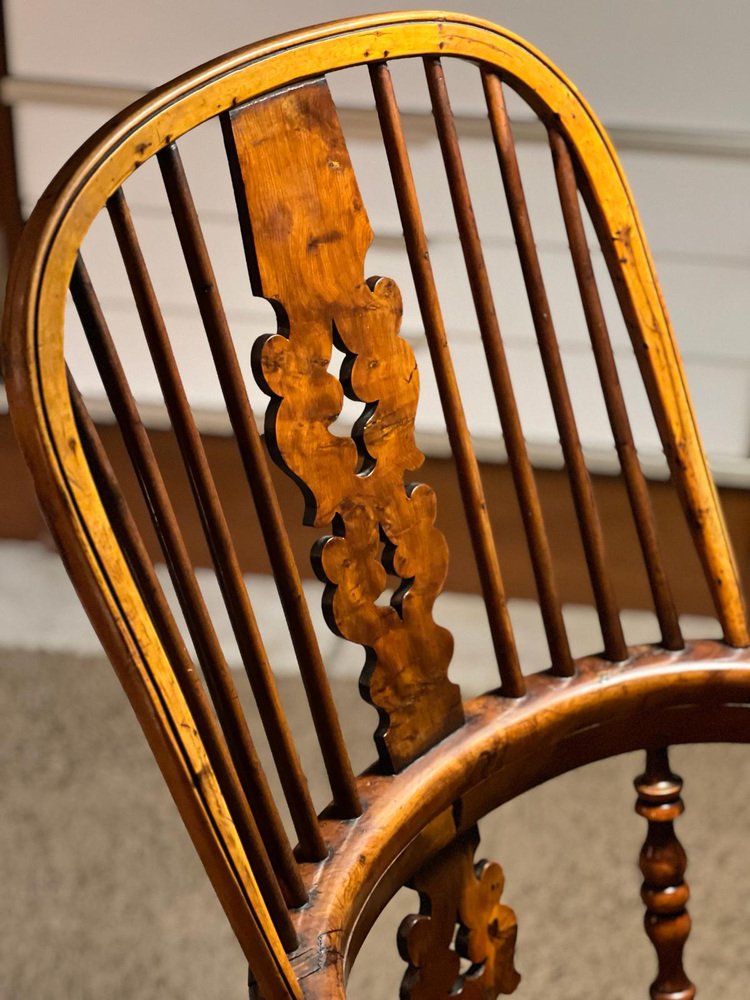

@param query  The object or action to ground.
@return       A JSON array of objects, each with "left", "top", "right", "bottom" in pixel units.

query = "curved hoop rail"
[
  {"left": 4, "top": 11, "right": 749, "bottom": 1000},
  {"left": 292, "top": 643, "right": 750, "bottom": 995}
]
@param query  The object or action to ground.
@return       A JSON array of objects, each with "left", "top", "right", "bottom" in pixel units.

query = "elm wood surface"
[
  {"left": 635, "top": 749, "right": 696, "bottom": 1000},
  {"left": 398, "top": 826, "right": 520, "bottom": 998},
  {"left": 105, "top": 185, "right": 326, "bottom": 863},
  {"left": 67, "top": 369, "right": 299, "bottom": 946},
  {"left": 224, "top": 78, "right": 463, "bottom": 772},
  {"left": 1, "top": 415, "right": 745, "bottom": 622},
  {"left": 71, "top": 254, "right": 308, "bottom": 910},
  {"left": 290, "top": 642, "right": 750, "bottom": 996},
  {"left": 3, "top": 11, "right": 750, "bottom": 1000}
]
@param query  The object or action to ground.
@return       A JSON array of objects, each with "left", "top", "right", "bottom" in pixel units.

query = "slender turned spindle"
[
  {"left": 158, "top": 143, "right": 361, "bottom": 819},
  {"left": 482, "top": 69, "right": 628, "bottom": 663},
  {"left": 107, "top": 187, "right": 326, "bottom": 862},
  {"left": 424, "top": 56, "right": 573, "bottom": 678},
  {"left": 549, "top": 130, "right": 683, "bottom": 652},
  {"left": 66, "top": 371, "right": 298, "bottom": 949},
  {"left": 370, "top": 60, "right": 524, "bottom": 698},
  {"left": 70, "top": 255, "right": 307, "bottom": 908},
  {"left": 635, "top": 748, "right": 696, "bottom": 1000}
]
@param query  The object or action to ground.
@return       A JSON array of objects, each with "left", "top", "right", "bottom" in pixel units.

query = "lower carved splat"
[
  {"left": 399, "top": 827, "right": 521, "bottom": 999},
  {"left": 635, "top": 747, "right": 696, "bottom": 1000}
]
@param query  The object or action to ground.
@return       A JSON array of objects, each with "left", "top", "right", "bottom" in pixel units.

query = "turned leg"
[{"left": 635, "top": 747, "right": 696, "bottom": 1000}]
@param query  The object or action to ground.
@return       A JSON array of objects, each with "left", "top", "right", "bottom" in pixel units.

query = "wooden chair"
[{"left": 3, "top": 11, "right": 749, "bottom": 998}]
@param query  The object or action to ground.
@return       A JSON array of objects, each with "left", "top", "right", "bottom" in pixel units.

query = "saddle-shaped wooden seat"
[{"left": 3, "top": 11, "right": 748, "bottom": 998}]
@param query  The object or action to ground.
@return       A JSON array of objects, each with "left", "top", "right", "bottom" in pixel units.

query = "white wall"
[{"left": 6, "top": 1, "right": 750, "bottom": 477}]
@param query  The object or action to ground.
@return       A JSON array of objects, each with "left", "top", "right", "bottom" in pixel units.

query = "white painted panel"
[
  {"left": 658, "top": 258, "right": 750, "bottom": 362},
  {"left": 10, "top": 0, "right": 748, "bottom": 465},
  {"left": 682, "top": 361, "right": 750, "bottom": 459},
  {"left": 8, "top": 1, "right": 750, "bottom": 130},
  {"left": 622, "top": 151, "right": 750, "bottom": 261},
  {"left": 61, "top": 190, "right": 748, "bottom": 456}
]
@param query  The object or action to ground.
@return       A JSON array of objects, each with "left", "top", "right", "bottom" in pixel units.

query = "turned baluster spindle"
[{"left": 635, "top": 748, "right": 696, "bottom": 1000}]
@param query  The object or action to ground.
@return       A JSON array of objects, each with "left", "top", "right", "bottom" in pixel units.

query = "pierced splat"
[
  {"left": 223, "top": 77, "right": 463, "bottom": 771},
  {"left": 399, "top": 827, "right": 521, "bottom": 1000},
  {"left": 635, "top": 748, "right": 696, "bottom": 1000}
]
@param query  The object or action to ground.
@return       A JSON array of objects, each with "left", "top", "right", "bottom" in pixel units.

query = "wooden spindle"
[
  {"left": 66, "top": 368, "right": 299, "bottom": 949},
  {"left": 549, "top": 130, "right": 683, "bottom": 652},
  {"left": 370, "top": 60, "right": 524, "bottom": 698},
  {"left": 424, "top": 56, "right": 573, "bottom": 678},
  {"left": 70, "top": 254, "right": 307, "bottom": 908},
  {"left": 482, "top": 69, "right": 628, "bottom": 663},
  {"left": 635, "top": 748, "right": 696, "bottom": 1000},
  {"left": 107, "top": 186, "right": 326, "bottom": 862},
  {"left": 159, "top": 142, "right": 361, "bottom": 819}
]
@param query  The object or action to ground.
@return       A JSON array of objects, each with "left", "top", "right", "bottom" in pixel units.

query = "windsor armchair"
[{"left": 3, "top": 10, "right": 749, "bottom": 999}]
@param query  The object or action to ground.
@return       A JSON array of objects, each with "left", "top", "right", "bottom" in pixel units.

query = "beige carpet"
[{"left": 3, "top": 648, "right": 750, "bottom": 998}]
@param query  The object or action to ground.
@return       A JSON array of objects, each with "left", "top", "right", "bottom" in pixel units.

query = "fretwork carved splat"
[
  {"left": 635, "top": 748, "right": 696, "bottom": 1000},
  {"left": 399, "top": 826, "right": 521, "bottom": 999},
  {"left": 223, "top": 78, "right": 463, "bottom": 771}
]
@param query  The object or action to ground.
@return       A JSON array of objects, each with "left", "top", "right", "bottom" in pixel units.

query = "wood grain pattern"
[
  {"left": 399, "top": 826, "right": 520, "bottom": 999},
  {"left": 224, "top": 78, "right": 463, "bottom": 772},
  {"left": 11, "top": 416, "right": 740, "bottom": 620},
  {"left": 635, "top": 748, "right": 696, "bottom": 1000},
  {"left": 157, "top": 141, "right": 361, "bottom": 820},
  {"left": 292, "top": 642, "right": 750, "bottom": 996},
  {"left": 4, "top": 13, "right": 750, "bottom": 999}
]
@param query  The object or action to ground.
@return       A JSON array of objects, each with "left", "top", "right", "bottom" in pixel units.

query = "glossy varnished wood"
[
  {"left": 635, "top": 749, "right": 695, "bottom": 1000},
  {"left": 107, "top": 184, "right": 326, "bottom": 862},
  {"left": 71, "top": 253, "right": 307, "bottom": 909},
  {"left": 67, "top": 369, "right": 299, "bottom": 946},
  {"left": 399, "top": 826, "right": 520, "bottom": 998},
  {"left": 157, "top": 141, "right": 361, "bottom": 821},
  {"left": 3, "top": 11, "right": 749, "bottom": 1000},
  {"left": 6, "top": 10, "right": 746, "bottom": 647},
  {"left": 548, "top": 130, "right": 683, "bottom": 652},
  {"left": 290, "top": 641, "right": 750, "bottom": 995},
  {"left": 483, "top": 70, "right": 628, "bottom": 663},
  {"left": 224, "top": 78, "right": 463, "bottom": 772}
]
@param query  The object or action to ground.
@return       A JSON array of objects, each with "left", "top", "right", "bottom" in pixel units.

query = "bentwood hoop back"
[{"left": 4, "top": 11, "right": 749, "bottom": 999}]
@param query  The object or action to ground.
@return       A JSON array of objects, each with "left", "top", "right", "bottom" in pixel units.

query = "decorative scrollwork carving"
[
  {"left": 225, "top": 77, "right": 463, "bottom": 771},
  {"left": 399, "top": 828, "right": 521, "bottom": 999}
]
